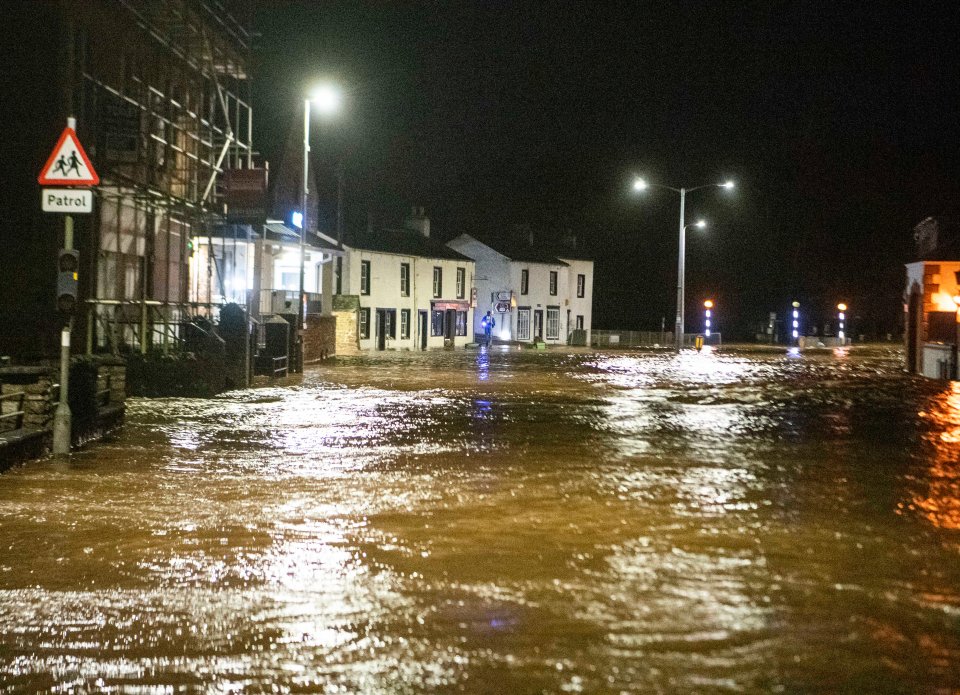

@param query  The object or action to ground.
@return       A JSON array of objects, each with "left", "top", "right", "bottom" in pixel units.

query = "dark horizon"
[{"left": 251, "top": 1, "right": 960, "bottom": 339}]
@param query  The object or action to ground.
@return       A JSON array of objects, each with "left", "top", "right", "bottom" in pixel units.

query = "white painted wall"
[
  {"left": 342, "top": 245, "right": 474, "bottom": 351},
  {"left": 558, "top": 257, "right": 594, "bottom": 345}
]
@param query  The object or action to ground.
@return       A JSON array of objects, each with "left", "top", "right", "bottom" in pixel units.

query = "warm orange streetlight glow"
[
  {"left": 837, "top": 303, "right": 847, "bottom": 312},
  {"left": 704, "top": 300, "right": 714, "bottom": 309}
]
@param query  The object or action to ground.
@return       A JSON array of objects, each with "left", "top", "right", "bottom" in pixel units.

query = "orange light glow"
[
  {"left": 931, "top": 293, "right": 960, "bottom": 312},
  {"left": 837, "top": 303, "right": 847, "bottom": 312},
  {"left": 704, "top": 300, "right": 714, "bottom": 309}
]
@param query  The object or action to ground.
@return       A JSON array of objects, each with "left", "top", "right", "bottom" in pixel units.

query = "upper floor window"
[
  {"left": 433, "top": 267, "right": 442, "bottom": 298},
  {"left": 549, "top": 271, "right": 558, "bottom": 296},
  {"left": 456, "top": 267, "right": 466, "bottom": 299},
  {"left": 400, "top": 263, "right": 410, "bottom": 297},
  {"left": 360, "top": 260, "right": 371, "bottom": 295},
  {"left": 577, "top": 274, "right": 585, "bottom": 298},
  {"left": 520, "top": 269, "right": 529, "bottom": 295}
]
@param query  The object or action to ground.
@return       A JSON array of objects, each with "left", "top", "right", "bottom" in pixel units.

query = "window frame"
[
  {"left": 359, "top": 307, "right": 370, "bottom": 339},
  {"left": 400, "top": 309, "right": 411, "bottom": 339},
  {"left": 432, "top": 267, "right": 442, "bottom": 298},
  {"left": 456, "top": 310, "right": 468, "bottom": 336},
  {"left": 456, "top": 267, "right": 466, "bottom": 299},
  {"left": 546, "top": 306, "right": 560, "bottom": 339},
  {"left": 431, "top": 309, "right": 445, "bottom": 336},
  {"left": 400, "top": 262, "right": 410, "bottom": 297},
  {"left": 517, "top": 307, "right": 531, "bottom": 341},
  {"left": 549, "top": 270, "right": 558, "bottom": 296},
  {"left": 520, "top": 269, "right": 529, "bottom": 295},
  {"left": 577, "top": 273, "right": 585, "bottom": 298},
  {"left": 360, "top": 260, "right": 371, "bottom": 296}
]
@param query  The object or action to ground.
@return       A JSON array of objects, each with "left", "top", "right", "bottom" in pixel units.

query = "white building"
[
  {"left": 446, "top": 233, "right": 593, "bottom": 345},
  {"left": 335, "top": 210, "right": 476, "bottom": 351}
]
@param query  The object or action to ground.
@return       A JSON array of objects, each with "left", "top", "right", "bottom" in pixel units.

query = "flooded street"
[{"left": 1, "top": 346, "right": 959, "bottom": 692}]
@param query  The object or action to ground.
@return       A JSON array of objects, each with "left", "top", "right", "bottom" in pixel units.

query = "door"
[
  {"left": 375, "top": 309, "right": 387, "bottom": 350},
  {"left": 533, "top": 310, "right": 544, "bottom": 341},
  {"left": 419, "top": 310, "right": 428, "bottom": 350},
  {"left": 445, "top": 309, "right": 456, "bottom": 340}
]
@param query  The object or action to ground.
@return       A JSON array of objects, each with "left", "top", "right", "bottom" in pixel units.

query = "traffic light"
[{"left": 57, "top": 249, "right": 79, "bottom": 314}]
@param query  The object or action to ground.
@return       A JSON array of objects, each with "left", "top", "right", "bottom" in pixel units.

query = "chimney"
[{"left": 404, "top": 205, "right": 430, "bottom": 237}]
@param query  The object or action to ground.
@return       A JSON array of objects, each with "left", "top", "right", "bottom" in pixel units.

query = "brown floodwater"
[{"left": 0, "top": 345, "right": 958, "bottom": 693}]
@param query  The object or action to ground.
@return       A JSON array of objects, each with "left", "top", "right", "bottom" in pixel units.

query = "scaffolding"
[{"left": 71, "top": 0, "right": 255, "bottom": 354}]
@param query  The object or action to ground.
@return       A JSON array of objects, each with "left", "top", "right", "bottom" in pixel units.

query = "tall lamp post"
[
  {"left": 299, "top": 83, "right": 342, "bottom": 329},
  {"left": 632, "top": 178, "right": 734, "bottom": 350}
]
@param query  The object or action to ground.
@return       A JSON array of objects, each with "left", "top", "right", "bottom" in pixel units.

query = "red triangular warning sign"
[{"left": 38, "top": 127, "right": 99, "bottom": 186}]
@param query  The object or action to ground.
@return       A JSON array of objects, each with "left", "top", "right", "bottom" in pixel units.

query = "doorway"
[
  {"left": 533, "top": 309, "right": 544, "bottom": 341},
  {"left": 418, "top": 310, "right": 428, "bottom": 350}
]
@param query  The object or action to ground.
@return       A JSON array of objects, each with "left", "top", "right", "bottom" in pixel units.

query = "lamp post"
[
  {"left": 791, "top": 300, "right": 801, "bottom": 344},
  {"left": 704, "top": 299, "right": 714, "bottom": 338},
  {"left": 632, "top": 178, "right": 734, "bottom": 350},
  {"left": 299, "top": 83, "right": 341, "bottom": 329}
]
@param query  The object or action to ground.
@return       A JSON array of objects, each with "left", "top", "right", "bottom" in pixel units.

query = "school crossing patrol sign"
[{"left": 38, "top": 125, "right": 99, "bottom": 187}]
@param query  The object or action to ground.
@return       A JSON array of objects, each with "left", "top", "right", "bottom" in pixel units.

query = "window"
[
  {"left": 517, "top": 308, "right": 531, "bottom": 341},
  {"left": 456, "top": 311, "right": 468, "bottom": 336},
  {"left": 335, "top": 256, "right": 342, "bottom": 294},
  {"left": 456, "top": 267, "right": 466, "bottom": 299},
  {"left": 433, "top": 267, "right": 442, "bottom": 297},
  {"left": 431, "top": 309, "right": 445, "bottom": 336},
  {"left": 577, "top": 273, "right": 585, "bottom": 298},
  {"left": 520, "top": 269, "right": 529, "bottom": 295},
  {"left": 360, "top": 260, "right": 371, "bottom": 295},
  {"left": 400, "top": 263, "right": 410, "bottom": 296},
  {"left": 401, "top": 309, "right": 411, "bottom": 339},
  {"left": 384, "top": 309, "right": 396, "bottom": 339},
  {"left": 576, "top": 314, "right": 584, "bottom": 330},
  {"left": 549, "top": 271, "right": 558, "bottom": 296},
  {"left": 546, "top": 307, "right": 560, "bottom": 339},
  {"left": 359, "top": 307, "right": 370, "bottom": 339}
]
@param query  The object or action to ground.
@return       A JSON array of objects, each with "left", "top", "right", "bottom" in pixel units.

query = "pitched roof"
[
  {"left": 345, "top": 228, "right": 473, "bottom": 261},
  {"left": 456, "top": 233, "right": 592, "bottom": 265}
]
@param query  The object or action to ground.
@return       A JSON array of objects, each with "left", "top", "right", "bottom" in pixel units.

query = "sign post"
[{"left": 39, "top": 117, "right": 98, "bottom": 455}]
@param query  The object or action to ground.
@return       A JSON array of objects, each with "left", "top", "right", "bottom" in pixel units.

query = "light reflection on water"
[{"left": 0, "top": 346, "right": 958, "bottom": 692}]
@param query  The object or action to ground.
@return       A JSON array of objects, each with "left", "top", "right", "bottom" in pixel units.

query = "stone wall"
[
  {"left": 303, "top": 315, "right": 337, "bottom": 362},
  {"left": 333, "top": 310, "right": 360, "bottom": 355}
]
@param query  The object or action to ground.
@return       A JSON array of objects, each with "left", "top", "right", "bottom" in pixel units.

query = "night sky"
[{"left": 252, "top": 1, "right": 960, "bottom": 338}]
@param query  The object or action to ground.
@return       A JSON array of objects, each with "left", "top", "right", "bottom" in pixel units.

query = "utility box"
[{"left": 259, "top": 315, "right": 290, "bottom": 377}]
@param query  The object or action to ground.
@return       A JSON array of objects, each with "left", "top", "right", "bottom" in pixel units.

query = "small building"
[
  {"left": 905, "top": 217, "right": 960, "bottom": 378},
  {"left": 446, "top": 232, "right": 594, "bottom": 345},
  {"left": 334, "top": 209, "right": 476, "bottom": 351}
]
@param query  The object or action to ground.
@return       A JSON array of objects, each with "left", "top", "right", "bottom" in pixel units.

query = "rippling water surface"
[{"left": 1, "top": 346, "right": 959, "bottom": 692}]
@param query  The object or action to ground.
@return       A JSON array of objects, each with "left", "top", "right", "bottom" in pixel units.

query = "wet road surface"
[{"left": 1, "top": 346, "right": 958, "bottom": 692}]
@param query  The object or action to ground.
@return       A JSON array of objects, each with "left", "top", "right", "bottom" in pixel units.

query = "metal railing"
[
  {"left": 257, "top": 290, "right": 321, "bottom": 318},
  {"left": 590, "top": 330, "right": 722, "bottom": 348},
  {"left": 0, "top": 391, "right": 26, "bottom": 432}
]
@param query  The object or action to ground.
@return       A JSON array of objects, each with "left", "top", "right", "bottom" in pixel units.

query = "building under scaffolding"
[{"left": 3, "top": 0, "right": 257, "bottom": 357}]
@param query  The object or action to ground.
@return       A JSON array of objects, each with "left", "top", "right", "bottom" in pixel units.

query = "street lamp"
[
  {"left": 300, "top": 82, "right": 342, "bottom": 329},
  {"left": 704, "top": 299, "right": 714, "bottom": 338},
  {"left": 632, "top": 177, "right": 734, "bottom": 350}
]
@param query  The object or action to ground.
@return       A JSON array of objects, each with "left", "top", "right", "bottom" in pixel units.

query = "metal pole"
[
  {"left": 53, "top": 215, "right": 74, "bottom": 455},
  {"left": 675, "top": 187, "right": 686, "bottom": 351},
  {"left": 299, "top": 98, "right": 310, "bottom": 330}
]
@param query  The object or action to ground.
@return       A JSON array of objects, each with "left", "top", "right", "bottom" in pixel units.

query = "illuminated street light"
[
  {"left": 837, "top": 302, "right": 847, "bottom": 343},
  {"left": 300, "top": 82, "right": 342, "bottom": 330},
  {"left": 632, "top": 178, "right": 734, "bottom": 350},
  {"left": 704, "top": 299, "right": 714, "bottom": 337}
]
